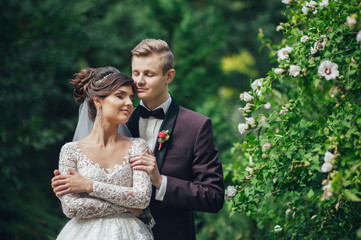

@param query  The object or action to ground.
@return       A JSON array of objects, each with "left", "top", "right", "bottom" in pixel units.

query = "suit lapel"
[
  {"left": 154, "top": 98, "right": 179, "bottom": 171},
  {"left": 126, "top": 107, "right": 140, "bottom": 137}
]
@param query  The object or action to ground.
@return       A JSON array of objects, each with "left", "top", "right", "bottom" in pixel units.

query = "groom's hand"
[
  {"left": 125, "top": 207, "right": 143, "bottom": 217},
  {"left": 130, "top": 150, "right": 162, "bottom": 189},
  {"left": 51, "top": 169, "right": 93, "bottom": 197}
]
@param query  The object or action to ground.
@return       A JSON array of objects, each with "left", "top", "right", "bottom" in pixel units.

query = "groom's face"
[{"left": 131, "top": 53, "right": 171, "bottom": 109}]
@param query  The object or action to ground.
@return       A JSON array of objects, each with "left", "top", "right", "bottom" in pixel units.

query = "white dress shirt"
[{"left": 138, "top": 95, "right": 171, "bottom": 201}]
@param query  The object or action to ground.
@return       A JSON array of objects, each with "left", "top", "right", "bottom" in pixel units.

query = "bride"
[{"left": 55, "top": 66, "right": 153, "bottom": 240}]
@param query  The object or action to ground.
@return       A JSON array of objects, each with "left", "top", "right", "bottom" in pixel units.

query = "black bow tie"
[{"left": 139, "top": 105, "right": 165, "bottom": 119}]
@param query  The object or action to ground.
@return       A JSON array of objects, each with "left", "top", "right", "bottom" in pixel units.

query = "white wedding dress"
[{"left": 56, "top": 138, "right": 154, "bottom": 240}]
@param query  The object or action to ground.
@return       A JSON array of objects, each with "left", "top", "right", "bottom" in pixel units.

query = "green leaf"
[
  {"left": 342, "top": 118, "right": 352, "bottom": 128},
  {"left": 259, "top": 122, "right": 271, "bottom": 129},
  {"left": 307, "top": 189, "right": 314, "bottom": 200},
  {"left": 348, "top": 70, "right": 357, "bottom": 76},
  {"left": 357, "top": 118, "right": 361, "bottom": 126},
  {"left": 343, "top": 189, "right": 361, "bottom": 202}
]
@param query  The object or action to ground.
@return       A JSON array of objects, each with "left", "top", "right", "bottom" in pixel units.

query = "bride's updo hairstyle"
[{"left": 72, "top": 66, "right": 134, "bottom": 120}]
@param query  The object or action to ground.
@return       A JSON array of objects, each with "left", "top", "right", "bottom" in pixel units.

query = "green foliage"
[
  {"left": 0, "top": 0, "right": 285, "bottom": 238},
  {"left": 195, "top": 208, "right": 252, "bottom": 240},
  {"left": 0, "top": 0, "right": 84, "bottom": 238},
  {"left": 228, "top": 0, "right": 361, "bottom": 239}
]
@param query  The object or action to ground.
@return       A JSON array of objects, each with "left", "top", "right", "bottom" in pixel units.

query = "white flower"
[
  {"left": 319, "top": 0, "right": 329, "bottom": 7},
  {"left": 321, "top": 162, "right": 333, "bottom": 172},
  {"left": 258, "top": 114, "right": 267, "bottom": 123},
  {"left": 320, "top": 35, "right": 328, "bottom": 44},
  {"left": 285, "top": 209, "right": 292, "bottom": 215},
  {"left": 356, "top": 30, "right": 361, "bottom": 43},
  {"left": 300, "top": 35, "right": 310, "bottom": 42},
  {"left": 311, "top": 36, "right": 327, "bottom": 54},
  {"left": 311, "top": 46, "right": 318, "bottom": 54},
  {"left": 262, "top": 143, "right": 272, "bottom": 151},
  {"left": 289, "top": 65, "right": 301, "bottom": 77},
  {"left": 251, "top": 79, "right": 262, "bottom": 90},
  {"left": 313, "top": 10, "right": 318, "bottom": 15},
  {"left": 276, "top": 25, "right": 282, "bottom": 31},
  {"left": 264, "top": 102, "right": 271, "bottom": 109},
  {"left": 251, "top": 79, "right": 263, "bottom": 96},
  {"left": 277, "top": 46, "right": 292, "bottom": 61},
  {"left": 245, "top": 167, "right": 253, "bottom": 173},
  {"left": 324, "top": 151, "right": 335, "bottom": 163},
  {"left": 274, "top": 225, "right": 283, "bottom": 232},
  {"left": 311, "top": 42, "right": 319, "bottom": 54},
  {"left": 323, "top": 183, "right": 333, "bottom": 198},
  {"left": 302, "top": 6, "right": 308, "bottom": 13},
  {"left": 282, "top": 0, "right": 290, "bottom": 4},
  {"left": 245, "top": 175, "right": 253, "bottom": 180},
  {"left": 318, "top": 60, "right": 339, "bottom": 80},
  {"left": 238, "top": 123, "right": 249, "bottom": 135},
  {"left": 240, "top": 92, "right": 254, "bottom": 101},
  {"left": 306, "top": 1, "right": 317, "bottom": 8},
  {"left": 280, "top": 106, "right": 288, "bottom": 115},
  {"left": 240, "top": 103, "right": 254, "bottom": 112},
  {"left": 246, "top": 117, "right": 256, "bottom": 126},
  {"left": 315, "top": 40, "right": 326, "bottom": 51},
  {"left": 249, "top": 155, "right": 253, "bottom": 165},
  {"left": 226, "top": 186, "right": 237, "bottom": 196},
  {"left": 346, "top": 16, "right": 357, "bottom": 26},
  {"left": 225, "top": 186, "right": 237, "bottom": 200},
  {"left": 274, "top": 68, "right": 285, "bottom": 74},
  {"left": 319, "top": 35, "right": 327, "bottom": 49}
]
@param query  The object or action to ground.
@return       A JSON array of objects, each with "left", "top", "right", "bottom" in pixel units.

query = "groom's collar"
[{"left": 140, "top": 94, "right": 172, "bottom": 115}]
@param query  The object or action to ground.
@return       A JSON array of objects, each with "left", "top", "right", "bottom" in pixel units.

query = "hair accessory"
[{"left": 97, "top": 73, "right": 116, "bottom": 84}]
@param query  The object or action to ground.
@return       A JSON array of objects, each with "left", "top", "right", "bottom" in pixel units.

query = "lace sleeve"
[
  {"left": 89, "top": 139, "right": 152, "bottom": 209},
  {"left": 58, "top": 143, "right": 127, "bottom": 219}
]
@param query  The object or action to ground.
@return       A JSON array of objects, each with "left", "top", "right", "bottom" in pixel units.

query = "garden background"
[{"left": 1, "top": 0, "right": 360, "bottom": 239}]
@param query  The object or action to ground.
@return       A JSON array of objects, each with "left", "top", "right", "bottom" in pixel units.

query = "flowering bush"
[{"left": 227, "top": 0, "right": 361, "bottom": 238}]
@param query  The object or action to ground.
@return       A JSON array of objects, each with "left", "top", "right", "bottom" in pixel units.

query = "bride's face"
[{"left": 100, "top": 85, "right": 134, "bottom": 124}]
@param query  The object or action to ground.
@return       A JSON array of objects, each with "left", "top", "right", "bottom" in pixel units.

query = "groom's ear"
[{"left": 165, "top": 69, "right": 175, "bottom": 85}]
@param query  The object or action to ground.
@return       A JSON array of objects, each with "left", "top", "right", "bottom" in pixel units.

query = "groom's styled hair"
[{"left": 131, "top": 39, "right": 174, "bottom": 75}]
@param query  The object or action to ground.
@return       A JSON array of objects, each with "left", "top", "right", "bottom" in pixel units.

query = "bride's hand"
[{"left": 51, "top": 169, "right": 93, "bottom": 197}]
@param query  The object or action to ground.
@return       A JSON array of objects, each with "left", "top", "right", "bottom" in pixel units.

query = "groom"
[
  {"left": 52, "top": 39, "right": 224, "bottom": 240},
  {"left": 127, "top": 39, "right": 224, "bottom": 240}
]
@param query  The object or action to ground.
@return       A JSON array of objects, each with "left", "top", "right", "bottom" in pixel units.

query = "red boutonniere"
[{"left": 158, "top": 130, "right": 170, "bottom": 150}]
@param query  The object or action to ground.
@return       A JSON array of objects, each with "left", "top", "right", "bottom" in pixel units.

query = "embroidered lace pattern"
[{"left": 58, "top": 138, "right": 152, "bottom": 219}]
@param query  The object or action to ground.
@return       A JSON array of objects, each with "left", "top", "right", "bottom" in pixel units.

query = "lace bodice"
[{"left": 58, "top": 138, "right": 152, "bottom": 219}]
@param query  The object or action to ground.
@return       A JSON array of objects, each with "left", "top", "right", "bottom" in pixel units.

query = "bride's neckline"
[{"left": 75, "top": 139, "right": 134, "bottom": 174}]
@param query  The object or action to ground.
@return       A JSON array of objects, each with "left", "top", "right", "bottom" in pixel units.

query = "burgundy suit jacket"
[{"left": 127, "top": 97, "right": 224, "bottom": 240}]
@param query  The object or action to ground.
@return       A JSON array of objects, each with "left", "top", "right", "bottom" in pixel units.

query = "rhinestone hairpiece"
[{"left": 97, "top": 73, "right": 116, "bottom": 84}]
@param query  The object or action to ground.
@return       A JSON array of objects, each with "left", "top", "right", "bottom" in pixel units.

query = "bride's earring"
[{"left": 97, "top": 105, "right": 102, "bottom": 127}]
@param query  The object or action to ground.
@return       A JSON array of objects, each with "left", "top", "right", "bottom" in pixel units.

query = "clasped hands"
[{"left": 51, "top": 150, "right": 161, "bottom": 217}]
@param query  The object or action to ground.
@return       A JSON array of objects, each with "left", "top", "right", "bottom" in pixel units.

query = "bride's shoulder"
[
  {"left": 129, "top": 138, "right": 148, "bottom": 151},
  {"left": 60, "top": 141, "right": 79, "bottom": 153}
]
